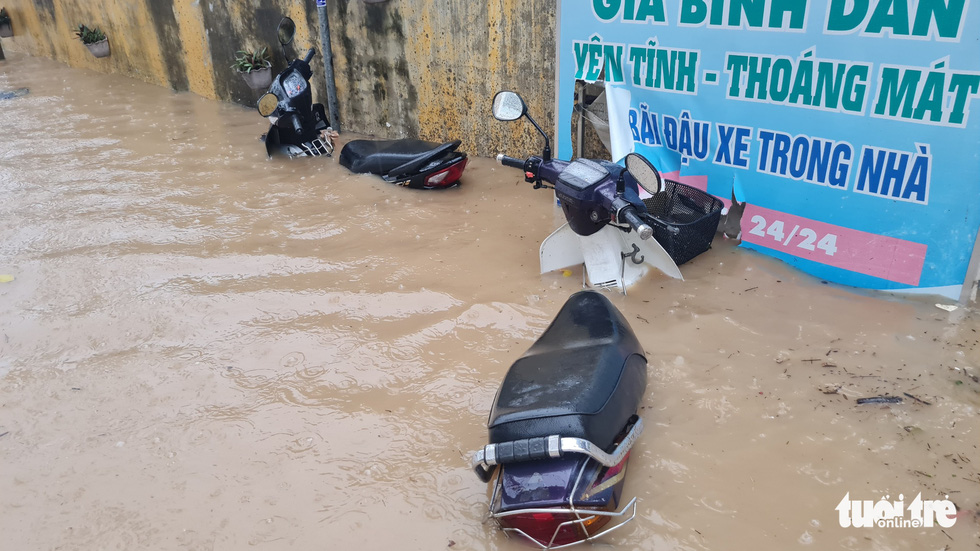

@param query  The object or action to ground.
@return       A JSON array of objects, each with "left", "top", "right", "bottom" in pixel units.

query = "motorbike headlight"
[{"left": 284, "top": 73, "right": 305, "bottom": 98}]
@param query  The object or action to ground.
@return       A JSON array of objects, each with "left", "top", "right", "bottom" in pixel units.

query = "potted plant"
[
  {"left": 233, "top": 47, "right": 273, "bottom": 90},
  {"left": 0, "top": 8, "right": 13, "bottom": 38},
  {"left": 75, "top": 24, "right": 109, "bottom": 58}
]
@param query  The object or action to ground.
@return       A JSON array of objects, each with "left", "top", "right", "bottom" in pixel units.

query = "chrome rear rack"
[{"left": 471, "top": 417, "right": 643, "bottom": 481}]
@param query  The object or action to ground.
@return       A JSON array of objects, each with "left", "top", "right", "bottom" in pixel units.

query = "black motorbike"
[
  {"left": 257, "top": 18, "right": 467, "bottom": 188},
  {"left": 470, "top": 290, "right": 646, "bottom": 548},
  {"left": 338, "top": 137, "right": 467, "bottom": 190},
  {"left": 256, "top": 18, "right": 333, "bottom": 158}
]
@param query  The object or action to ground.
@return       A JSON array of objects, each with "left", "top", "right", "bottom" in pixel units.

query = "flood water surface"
[{"left": 1, "top": 54, "right": 978, "bottom": 550}]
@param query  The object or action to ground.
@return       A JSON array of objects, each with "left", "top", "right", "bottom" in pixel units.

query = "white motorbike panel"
[
  {"left": 540, "top": 224, "right": 683, "bottom": 292},
  {"left": 539, "top": 223, "right": 585, "bottom": 274},
  {"left": 579, "top": 227, "right": 632, "bottom": 290},
  {"left": 624, "top": 230, "right": 684, "bottom": 281}
]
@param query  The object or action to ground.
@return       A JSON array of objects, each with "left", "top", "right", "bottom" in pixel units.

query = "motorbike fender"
[
  {"left": 539, "top": 223, "right": 585, "bottom": 274},
  {"left": 623, "top": 229, "right": 683, "bottom": 281},
  {"left": 264, "top": 124, "right": 280, "bottom": 158},
  {"left": 551, "top": 225, "right": 682, "bottom": 291}
]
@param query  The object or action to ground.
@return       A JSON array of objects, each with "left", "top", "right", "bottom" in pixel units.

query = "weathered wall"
[
  {"left": 326, "top": 0, "right": 556, "bottom": 157},
  {"left": 0, "top": 0, "right": 555, "bottom": 157}
]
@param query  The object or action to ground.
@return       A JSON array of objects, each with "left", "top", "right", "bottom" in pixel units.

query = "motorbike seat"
[
  {"left": 487, "top": 291, "right": 647, "bottom": 451},
  {"left": 339, "top": 139, "right": 461, "bottom": 178}
]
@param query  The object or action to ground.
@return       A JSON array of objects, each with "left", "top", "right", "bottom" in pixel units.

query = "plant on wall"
[
  {"left": 74, "top": 24, "right": 106, "bottom": 44},
  {"left": 74, "top": 24, "right": 110, "bottom": 58},
  {"left": 232, "top": 47, "right": 271, "bottom": 73},
  {"left": 233, "top": 47, "right": 273, "bottom": 90}
]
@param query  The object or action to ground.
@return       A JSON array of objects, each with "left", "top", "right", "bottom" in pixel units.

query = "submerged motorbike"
[
  {"left": 256, "top": 18, "right": 467, "bottom": 189},
  {"left": 338, "top": 137, "right": 467, "bottom": 190},
  {"left": 491, "top": 91, "right": 683, "bottom": 292},
  {"left": 471, "top": 290, "right": 646, "bottom": 548},
  {"left": 256, "top": 18, "right": 334, "bottom": 158}
]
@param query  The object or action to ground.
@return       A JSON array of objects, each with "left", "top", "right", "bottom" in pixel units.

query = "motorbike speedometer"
[{"left": 283, "top": 72, "right": 306, "bottom": 98}]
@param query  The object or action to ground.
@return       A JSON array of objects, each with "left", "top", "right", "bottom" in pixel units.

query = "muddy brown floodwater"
[{"left": 1, "top": 53, "right": 978, "bottom": 551}]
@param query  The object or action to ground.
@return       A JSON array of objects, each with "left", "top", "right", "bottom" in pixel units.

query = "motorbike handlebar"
[
  {"left": 290, "top": 113, "right": 305, "bottom": 136},
  {"left": 620, "top": 207, "right": 654, "bottom": 240},
  {"left": 496, "top": 154, "right": 525, "bottom": 170},
  {"left": 303, "top": 48, "right": 316, "bottom": 63}
]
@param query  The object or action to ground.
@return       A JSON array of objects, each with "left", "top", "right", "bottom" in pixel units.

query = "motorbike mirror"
[
  {"left": 257, "top": 93, "right": 279, "bottom": 117},
  {"left": 625, "top": 153, "right": 663, "bottom": 195},
  {"left": 491, "top": 91, "right": 527, "bottom": 121},
  {"left": 277, "top": 17, "right": 296, "bottom": 46}
]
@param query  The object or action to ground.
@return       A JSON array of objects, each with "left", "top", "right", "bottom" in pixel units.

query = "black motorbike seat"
[
  {"left": 487, "top": 291, "right": 647, "bottom": 451},
  {"left": 339, "top": 139, "right": 460, "bottom": 177}
]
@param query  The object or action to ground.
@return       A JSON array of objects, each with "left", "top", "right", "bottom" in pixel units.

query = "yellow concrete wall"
[{"left": 0, "top": 0, "right": 556, "bottom": 157}]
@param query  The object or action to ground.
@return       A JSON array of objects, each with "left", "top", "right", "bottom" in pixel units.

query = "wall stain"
[{"left": 145, "top": 0, "right": 189, "bottom": 91}]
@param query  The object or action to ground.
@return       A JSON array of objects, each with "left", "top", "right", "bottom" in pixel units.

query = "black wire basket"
[{"left": 641, "top": 180, "right": 724, "bottom": 265}]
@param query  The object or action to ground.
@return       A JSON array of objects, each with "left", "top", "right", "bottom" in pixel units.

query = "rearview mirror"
[
  {"left": 257, "top": 93, "right": 279, "bottom": 117},
  {"left": 625, "top": 153, "right": 663, "bottom": 195},
  {"left": 277, "top": 18, "right": 296, "bottom": 46},
  {"left": 491, "top": 91, "right": 526, "bottom": 121}
]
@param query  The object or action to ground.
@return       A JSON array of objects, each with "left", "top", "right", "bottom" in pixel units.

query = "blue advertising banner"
[{"left": 557, "top": 0, "right": 980, "bottom": 298}]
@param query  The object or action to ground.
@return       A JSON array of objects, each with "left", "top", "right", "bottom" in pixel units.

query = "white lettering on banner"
[{"left": 748, "top": 215, "right": 839, "bottom": 255}]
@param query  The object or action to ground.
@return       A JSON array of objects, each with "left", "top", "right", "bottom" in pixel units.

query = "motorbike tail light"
[
  {"left": 498, "top": 508, "right": 611, "bottom": 547},
  {"left": 423, "top": 158, "right": 467, "bottom": 188}
]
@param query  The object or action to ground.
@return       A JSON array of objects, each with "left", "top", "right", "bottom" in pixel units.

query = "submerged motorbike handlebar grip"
[
  {"left": 496, "top": 154, "right": 525, "bottom": 170},
  {"left": 621, "top": 208, "right": 654, "bottom": 240},
  {"left": 303, "top": 48, "right": 316, "bottom": 63},
  {"left": 291, "top": 114, "right": 305, "bottom": 136}
]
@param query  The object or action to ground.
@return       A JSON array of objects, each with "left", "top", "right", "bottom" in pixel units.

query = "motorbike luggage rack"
[
  {"left": 471, "top": 417, "right": 643, "bottom": 482},
  {"left": 298, "top": 136, "right": 333, "bottom": 157},
  {"left": 491, "top": 496, "right": 638, "bottom": 550},
  {"left": 479, "top": 420, "right": 644, "bottom": 549}
]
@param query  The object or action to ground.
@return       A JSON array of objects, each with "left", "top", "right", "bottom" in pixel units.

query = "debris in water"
[
  {"left": 903, "top": 392, "right": 932, "bottom": 405},
  {"left": 0, "top": 88, "right": 29, "bottom": 100},
  {"left": 856, "top": 395, "right": 903, "bottom": 404}
]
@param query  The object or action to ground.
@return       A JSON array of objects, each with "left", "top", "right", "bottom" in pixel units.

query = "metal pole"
[{"left": 316, "top": 1, "right": 341, "bottom": 131}]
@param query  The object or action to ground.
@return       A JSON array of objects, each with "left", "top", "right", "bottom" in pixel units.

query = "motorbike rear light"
[
  {"left": 423, "top": 158, "right": 467, "bottom": 188},
  {"left": 498, "top": 508, "right": 611, "bottom": 547}
]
